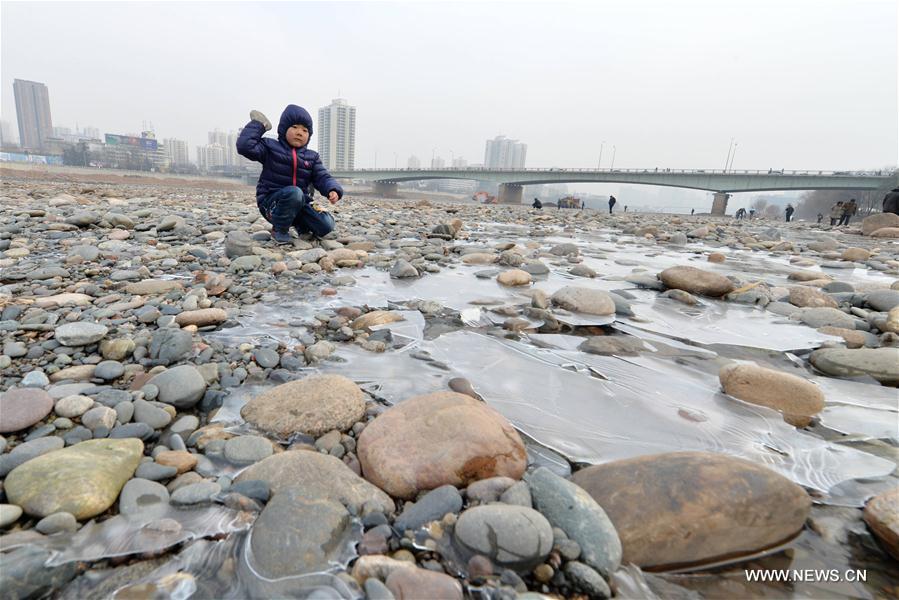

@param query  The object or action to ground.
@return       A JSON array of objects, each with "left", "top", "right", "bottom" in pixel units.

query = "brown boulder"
[
  {"left": 235, "top": 450, "right": 394, "bottom": 514},
  {"left": 719, "top": 363, "right": 824, "bottom": 426},
  {"left": 659, "top": 266, "right": 735, "bottom": 297},
  {"left": 787, "top": 286, "right": 838, "bottom": 309},
  {"left": 571, "top": 452, "right": 811, "bottom": 569},
  {"left": 351, "top": 310, "right": 405, "bottom": 331},
  {"left": 863, "top": 487, "right": 899, "bottom": 561},
  {"left": 862, "top": 212, "right": 899, "bottom": 235},
  {"left": 386, "top": 567, "right": 463, "bottom": 600},
  {"left": 870, "top": 227, "right": 899, "bottom": 238},
  {"left": 496, "top": 269, "right": 531, "bottom": 286},
  {"left": 357, "top": 392, "right": 527, "bottom": 499},
  {"left": 240, "top": 374, "right": 366, "bottom": 437},
  {"left": 840, "top": 247, "right": 871, "bottom": 262}
]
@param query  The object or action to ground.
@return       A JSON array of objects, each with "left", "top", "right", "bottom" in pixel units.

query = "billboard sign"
[
  {"left": 105, "top": 134, "right": 157, "bottom": 151},
  {"left": 0, "top": 152, "right": 64, "bottom": 165}
]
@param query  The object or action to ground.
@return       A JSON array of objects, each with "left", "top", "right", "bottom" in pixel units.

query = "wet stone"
[
  {"left": 170, "top": 481, "right": 221, "bottom": 505},
  {"left": 54, "top": 322, "right": 108, "bottom": 346},
  {"left": 223, "top": 435, "right": 274, "bottom": 464},
  {"left": 0, "top": 388, "right": 54, "bottom": 433},
  {"left": 454, "top": 504, "right": 553, "bottom": 571},
  {"left": 395, "top": 485, "right": 463, "bottom": 532},
  {"left": 35, "top": 511, "right": 79, "bottom": 535},
  {"left": 119, "top": 478, "right": 170, "bottom": 515}
]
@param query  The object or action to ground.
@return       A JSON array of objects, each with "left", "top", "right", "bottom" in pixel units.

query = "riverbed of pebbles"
[{"left": 0, "top": 173, "right": 898, "bottom": 599}]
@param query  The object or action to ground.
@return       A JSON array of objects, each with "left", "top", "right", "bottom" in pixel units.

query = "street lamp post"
[
  {"left": 394, "top": 153, "right": 398, "bottom": 169},
  {"left": 374, "top": 150, "right": 378, "bottom": 169},
  {"left": 598, "top": 141, "right": 604, "bottom": 169},
  {"left": 610, "top": 146, "right": 616, "bottom": 170}
]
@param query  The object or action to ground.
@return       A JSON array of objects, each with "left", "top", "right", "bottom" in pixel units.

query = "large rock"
[
  {"left": 0, "top": 388, "right": 54, "bottom": 433},
  {"left": 866, "top": 290, "right": 899, "bottom": 312},
  {"left": 249, "top": 486, "right": 353, "bottom": 577},
  {"left": 351, "top": 311, "right": 405, "bottom": 331},
  {"left": 454, "top": 505, "right": 553, "bottom": 571},
  {"left": 358, "top": 392, "right": 527, "bottom": 499},
  {"left": 810, "top": 347, "right": 899, "bottom": 385},
  {"left": 550, "top": 286, "right": 615, "bottom": 315},
  {"left": 870, "top": 227, "right": 899, "bottom": 238},
  {"left": 863, "top": 487, "right": 899, "bottom": 561},
  {"left": 225, "top": 230, "right": 255, "bottom": 258},
  {"left": 386, "top": 567, "right": 463, "bottom": 600},
  {"left": 146, "top": 365, "right": 207, "bottom": 408},
  {"left": 235, "top": 450, "right": 394, "bottom": 514},
  {"left": 571, "top": 452, "right": 811, "bottom": 569},
  {"left": 659, "top": 266, "right": 735, "bottom": 297},
  {"left": 149, "top": 328, "right": 193, "bottom": 365},
  {"left": 54, "top": 322, "right": 108, "bottom": 346},
  {"left": 240, "top": 374, "right": 366, "bottom": 437},
  {"left": 5, "top": 439, "right": 143, "bottom": 520},
  {"left": 798, "top": 307, "right": 856, "bottom": 330},
  {"left": 787, "top": 286, "right": 838, "bottom": 309},
  {"left": 525, "top": 467, "right": 621, "bottom": 577},
  {"left": 862, "top": 212, "right": 899, "bottom": 235},
  {"left": 719, "top": 363, "right": 825, "bottom": 426}
]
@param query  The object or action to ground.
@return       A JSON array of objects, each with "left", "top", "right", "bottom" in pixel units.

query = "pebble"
[
  {"left": 171, "top": 481, "right": 221, "bottom": 505},
  {"left": 223, "top": 435, "right": 274, "bottom": 464}
]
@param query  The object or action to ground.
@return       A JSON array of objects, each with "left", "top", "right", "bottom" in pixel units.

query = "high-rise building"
[
  {"left": 317, "top": 98, "right": 356, "bottom": 170},
  {"left": 431, "top": 156, "right": 445, "bottom": 169},
  {"left": 13, "top": 79, "right": 53, "bottom": 150},
  {"left": 484, "top": 135, "right": 527, "bottom": 169},
  {"left": 163, "top": 138, "right": 190, "bottom": 166},
  {"left": 407, "top": 155, "right": 421, "bottom": 169},
  {"left": 0, "top": 120, "right": 15, "bottom": 147},
  {"left": 197, "top": 143, "right": 226, "bottom": 171},
  {"left": 82, "top": 126, "right": 100, "bottom": 140},
  {"left": 452, "top": 157, "right": 468, "bottom": 168}
]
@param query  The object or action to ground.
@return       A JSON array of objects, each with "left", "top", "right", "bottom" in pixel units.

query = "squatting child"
[{"left": 236, "top": 105, "right": 344, "bottom": 244}]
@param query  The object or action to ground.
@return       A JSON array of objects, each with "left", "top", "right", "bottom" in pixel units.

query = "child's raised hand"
[
  {"left": 328, "top": 191, "right": 340, "bottom": 204},
  {"left": 249, "top": 110, "right": 272, "bottom": 132}
]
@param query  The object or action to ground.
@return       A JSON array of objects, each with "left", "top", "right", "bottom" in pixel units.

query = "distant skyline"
[{"left": 2, "top": 1, "right": 897, "bottom": 179}]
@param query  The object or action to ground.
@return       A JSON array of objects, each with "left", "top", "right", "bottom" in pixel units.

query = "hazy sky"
[{"left": 2, "top": 0, "right": 896, "bottom": 172}]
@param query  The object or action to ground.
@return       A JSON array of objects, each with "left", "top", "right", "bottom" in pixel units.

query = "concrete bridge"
[{"left": 330, "top": 167, "right": 896, "bottom": 214}]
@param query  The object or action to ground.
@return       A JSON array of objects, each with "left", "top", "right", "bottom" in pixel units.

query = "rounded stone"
[
  {"left": 252, "top": 348, "right": 280, "bottom": 369},
  {"left": 171, "top": 481, "right": 221, "bottom": 505},
  {"left": 719, "top": 363, "right": 825, "bottom": 426},
  {"left": 35, "top": 511, "right": 79, "bottom": 535},
  {"left": 550, "top": 286, "right": 615, "bottom": 316},
  {"left": 223, "top": 435, "right": 274, "bottom": 464},
  {"left": 119, "top": 478, "right": 170, "bottom": 515},
  {"left": 147, "top": 365, "right": 207, "bottom": 409},
  {"left": 0, "top": 388, "right": 54, "bottom": 433},
  {"left": 863, "top": 487, "right": 899, "bottom": 561},
  {"left": 81, "top": 406, "right": 118, "bottom": 431},
  {"left": 21, "top": 371, "right": 50, "bottom": 388},
  {"left": 454, "top": 505, "right": 553, "bottom": 570},
  {"left": 94, "top": 360, "right": 125, "bottom": 381},
  {"left": 788, "top": 286, "right": 838, "bottom": 309},
  {"left": 0, "top": 504, "right": 23, "bottom": 528},
  {"left": 236, "top": 451, "right": 394, "bottom": 514},
  {"left": 54, "top": 322, "right": 108, "bottom": 347},
  {"left": 571, "top": 451, "right": 811, "bottom": 569},
  {"left": 386, "top": 568, "right": 463, "bottom": 600},
  {"left": 496, "top": 269, "right": 532, "bottom": 287},
  {"left": 5, "top": 439, "right": 144, "bottom": 519},
  {"left": 357, "top": 391, "right": 527, "bottom": 499},
  {"left": 174, "top": 308, "right": 227, "bottom": 328},
  {"left": 862, "top": 212, "right": 899, "bottom": 235},
  {"left": 240, "top": 374, "right": 366, "bottom": 437},
  {"left": 810, "top": 347, "right": 899, "bottom": 385},
  {"left": 54, "top": 395, "right": 95, "bottom": 418},
  {"left": 659, "top": 266, "right": 736, "bottom": 297}
]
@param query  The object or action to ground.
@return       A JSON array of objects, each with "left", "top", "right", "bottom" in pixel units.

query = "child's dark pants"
[{"left": 258, "top": 186, "right": 335, "bottom": 237}]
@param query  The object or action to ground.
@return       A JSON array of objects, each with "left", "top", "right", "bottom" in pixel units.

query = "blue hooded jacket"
[{"left": 236, "top": 104, "right": 344, "bottom": 203}]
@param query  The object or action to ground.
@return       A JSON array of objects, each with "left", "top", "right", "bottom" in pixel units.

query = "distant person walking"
[
  {"left": 839, "top": 199, "right": 858, "bottom": 226},
  {"left": 624, "top": 205, "right": 628, "bottom": 213},
  {"left": 735, "top": 207, "right": 746, "bottom": 220},
  {"left": 608, "top": 195, "right": 617, "bottom": 214},
  {"left": 883, "top": 187, "right": 899, "bottom": 215},
  {"left": 690, "top": 208, "right": 695, "bottom": 216},
  {"left": 784, "top": 204, "right": 795, "bottom": 222},
  {"left": 816, "top": 213, "right": 823, "bottom": 224},
  {"left": 749, "top": 209, "right": 756, "bottom": 219},
  {"left": 532, "top": 197, "right": 542, "bottom": 209},
  {"left": 829, "top": 201, "right": 844, "bottom": 226}
]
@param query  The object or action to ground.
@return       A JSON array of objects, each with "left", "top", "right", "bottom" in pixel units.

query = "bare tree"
[{"left": 750, "top": 197, "right": 768, "bottom": 212}]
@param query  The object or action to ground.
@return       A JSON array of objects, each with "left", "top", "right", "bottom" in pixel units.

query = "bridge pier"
[
  {"left": 711, "top": 192, "right": 730, "bottom": 216},
  {"left": 497, "top": 183, "right": 523, "bottom": 205},
  {"left": 373, "top": 182, "right": 399, "bottom": 198}
]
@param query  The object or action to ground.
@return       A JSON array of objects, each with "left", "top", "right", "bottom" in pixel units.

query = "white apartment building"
[
  {"left": 163, "top": 138, "right": 190, "bottom": 166},
  {"left": 317, "top": 98, "right": 356, "bottom": 170},
  {"left": 484, "top": 135, "right": 527, "bottom": 169}
]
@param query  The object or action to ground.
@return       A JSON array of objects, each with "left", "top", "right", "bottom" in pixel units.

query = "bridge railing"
[{"left": 341, "top": 167, "right": 893, "bottom": 177}]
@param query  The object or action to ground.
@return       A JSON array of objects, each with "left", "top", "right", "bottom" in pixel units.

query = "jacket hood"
[{"left": 278, "top": 104, "right": 314, "bottom": 142}]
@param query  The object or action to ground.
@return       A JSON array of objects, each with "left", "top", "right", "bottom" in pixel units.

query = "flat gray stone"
[
  {"left": 454, "top": 504, "right": 553, "bottom": 571},
  {"left": 394, "top": 485, "right": 462, "bottom": 532},
  {"left": 119, "top": 478, "right": 170, "bottom": 515},
  {"left": 54, "top": 322, "right": 108, "bottom": 347}
]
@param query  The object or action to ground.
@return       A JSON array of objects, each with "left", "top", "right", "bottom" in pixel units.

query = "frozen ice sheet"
[{"left": 427, "top": 331, "right": 894, "bottom": 498}]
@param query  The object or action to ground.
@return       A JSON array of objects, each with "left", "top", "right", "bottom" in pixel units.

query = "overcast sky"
[{"left": 1, "top": 0, "right": 896, "bottom": 173}]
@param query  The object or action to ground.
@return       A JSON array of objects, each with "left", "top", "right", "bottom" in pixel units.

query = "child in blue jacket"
[{"left": 236, "top": 105, "right": 344, "bottom": 244}]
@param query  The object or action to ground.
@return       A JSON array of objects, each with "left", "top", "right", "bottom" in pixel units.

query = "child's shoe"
[{"left": 272, "top": 229, "right": 292, "bottom": 244}]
